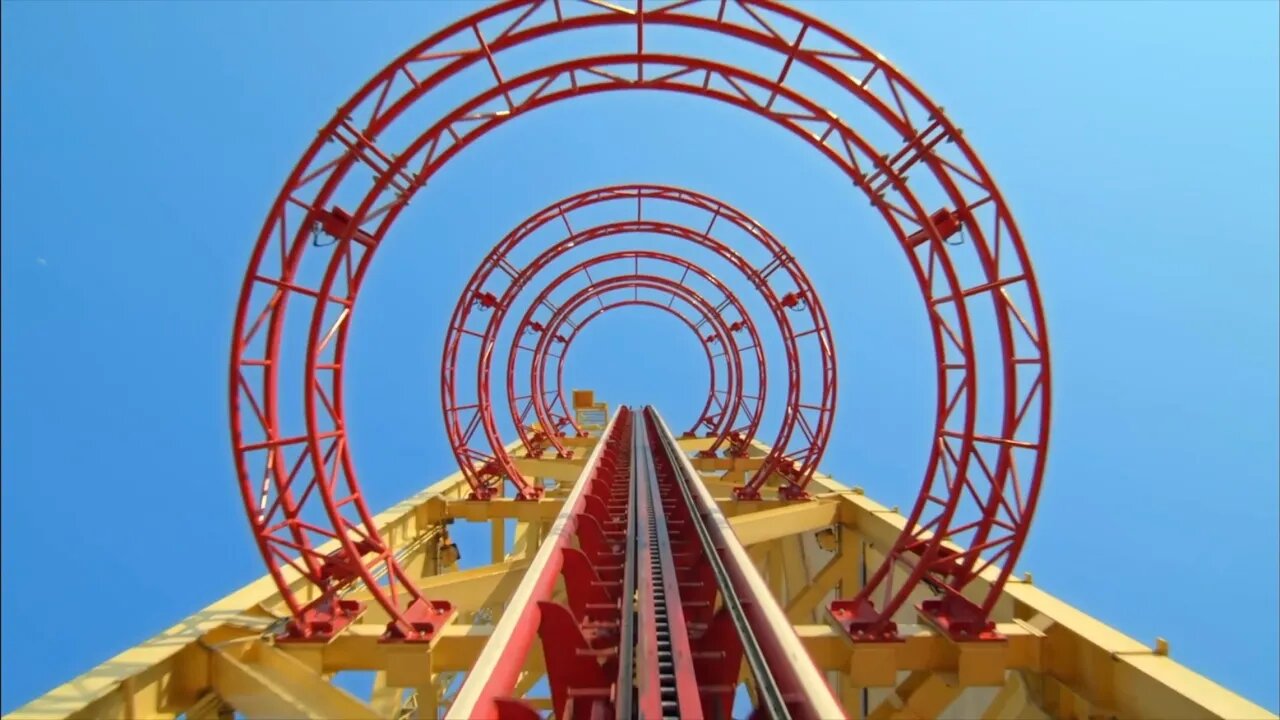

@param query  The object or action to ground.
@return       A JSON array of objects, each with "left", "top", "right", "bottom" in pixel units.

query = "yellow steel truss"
[{"left": 5, "top": 434, "right": 1273, "bottom": 720}]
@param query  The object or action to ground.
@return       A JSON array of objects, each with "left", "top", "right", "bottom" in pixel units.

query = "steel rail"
[
  {"left": 444, "top": 410, "right": 625, "bottom": 720},
  {"left": 615, "top": 414, "right": 641, "bottom": 719},
  {"left": 633, "top": 413, "right": 703, "bottom": 719},
  {"left": 645, "top": 407, "right": 845, "bottom": 720},
  {"left": 644, "top": 409, "right": 789, "bottom": 720}
]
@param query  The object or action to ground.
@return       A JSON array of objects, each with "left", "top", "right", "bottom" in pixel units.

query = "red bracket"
[
  {"left": 917, "top": 594, "right": 1001, "bottom": 641},
  {"left": 281, "top": 596, "right": 365, "bottom": 641},
  {"left": 905, "top": 207, "right": 963, "bottom": 248},
  {"left": 828, "top": 598, "right": 902, "bottom": 642},
  {"left": 381, "top": 597, "right": 457, "bottom": 643},
  {"left": 473, "top": 290, "right": 500, "bottom": 309},
  {"left": 315, "top": 205, "right": 376, "bottom": 246},
  {"left": 777, "top": 484, "right": 810, "bottom": 501}
]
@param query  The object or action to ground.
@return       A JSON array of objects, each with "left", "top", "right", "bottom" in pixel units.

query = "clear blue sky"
[{"left": 2, "top": 0, "right": 1276, "bottom": 714}]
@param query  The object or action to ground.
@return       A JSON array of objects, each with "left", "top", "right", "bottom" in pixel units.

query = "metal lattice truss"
[
  {"left": 228, "top": 0, "right": 1053, "bottom": 648},
  {"left": 7, "top": 437, "right": 1271, "bottom": 719},
  {"left": 8, "top": 2, "right": 1273, "bottom": 719}
]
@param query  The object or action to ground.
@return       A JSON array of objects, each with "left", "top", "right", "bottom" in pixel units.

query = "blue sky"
[{"left": 2, "top": 0, "right": 1276, "bottom": 714}]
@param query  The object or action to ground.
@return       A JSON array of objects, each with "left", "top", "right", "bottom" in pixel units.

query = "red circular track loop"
[
  {"left": 502, "top": 253, "right": 767, "bottom": 479},
  {"left": 231, "top": 0, "right": 1050, "bottom": 639},
  {"left": 472, "top": 270, "right": 748, "bottom": 497},
  {"left": 446, "top": 232, "right": 765, "bottom": 499},
  {"left": 525, "top": 278, "right": 744, "bottom": 452},
  {"left": 521, "top": 239, "right": 825, "bottom": 497},
  {"left": 541, "top": 297, "right": 729, "bottom": 440},
  {"left": 526, "top": 284, "right": 740, "bottom": 445},
  {"left": 526, "top": 282, "right": 742, "bottom": 454},
  {"left": 441, "top": 185, "right": 836, "bottom": 499}
]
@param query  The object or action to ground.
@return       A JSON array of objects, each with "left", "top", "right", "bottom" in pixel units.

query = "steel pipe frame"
[
  {"left": 545, "top": 297, "right": 727, "bottom": 438},
  {"left": 523, "top": 271, "right": 757, "bottom": 457},
  {"left": 515, "top": 230, "right": 830, "bottom": 495},
  {"left": 230, "top": 0, "right": 1049, "bottom": 640},
  {"left": 508, "top": 254, "right": 766, "bottom": 470},
  {"left": 442, "top": 188, "right": 835, "bottom": 502},
  {"left": 518, "top": 277, "right": 748, "bottom": 462},
  {"left": 440, "top": 183, "right": 835, "bottom": 496},
  {"left": 450, "top": 230, "right": 765, "bottom": 498},
  {"left": 446, "top": 241, "right": 748, "bottom": 496},
  {"left": 521, "top": 276, "right": 752, "bottom": 466},
  {"left": 518, "top": 220, "right": 834, "bottom": 500},
  {"left": 531, "top": 295, "right": 731, "bottom": 444}
]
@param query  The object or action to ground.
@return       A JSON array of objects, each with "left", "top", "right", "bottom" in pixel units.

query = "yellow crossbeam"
[{"left": 7, "top": 434, "right": 1274, "bottom": 720}]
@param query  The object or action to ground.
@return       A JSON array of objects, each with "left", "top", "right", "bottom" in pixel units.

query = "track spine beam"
[
  {"left": 444, "top": 410, "right": 630, "bottom": 720},
  {"left": 644, "top": 408, "right": 846, "bottom": 720},
  {"left": 634, "top": 417, "right": 703, "bottom": 719}
]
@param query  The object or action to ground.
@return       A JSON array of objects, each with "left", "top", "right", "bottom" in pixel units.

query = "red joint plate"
[
  {"left": 905, "top": 207, "right": 963, "bottom": 248},
  {"left": 828, "top": 599, "right": 902, "bottom": 643},
  {"left": 280, "top": 598, "right": 365, "bottom": 642},
  {"left": 381, "top": 597, "right": 457, "bottom": 643},
  {"left": 777, "top": 484, "right": 810, "bottom": 501},
  {"left": 732, "top": 486, "right": 762, "bottom": 501},
  {"left": 517, "top": 485, "right": 545, "bottom": 500},
  {"left": 917, "top": 595, "right": 1002, "bottom": 641},
  {"left": 317, "top": 206, "right": 375, "bottom": 245}
]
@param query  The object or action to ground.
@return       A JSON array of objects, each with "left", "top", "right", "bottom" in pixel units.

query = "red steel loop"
[
  {"left": 448, "top": 231, "right": 765, "bottom": 499},
  {"left": 522, "top": 236, "right": 829, "bottom": 499},
  {"left": 531, "top": 296, "right": 732, "bottom": 443},
  {"left": 503, "top": 253, "right": 767, "bottom": 479},
  {"left": 442, "top": 185, "right": 835, "bottom": 500},
  {"left": 507, "top": 275, "right": 746, "bottom": 473},
  {"left": 524, "top": 279, "right": 743, "bottom": 454},
  {"left": 549, "top": 298, "right": 730, "bottom": 440},
  {"left": 231, "top": 0, "right": 1050, "bottom": 641}
]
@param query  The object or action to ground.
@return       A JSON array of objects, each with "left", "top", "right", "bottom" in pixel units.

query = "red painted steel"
[
  {"left": 507, "top": 257, "right": 767, "bottom": 469},
  {"left": 463, "top": 408, "right": 631, "bottom": 719},
  {"left": 643, "top": 407, "right": 843, "bottom": 718},
  {"left": 441, "top": 184, "right": 835, "bottom": 500},
  {"left": 515, "top": 276, "right": 751, "bottom": 460},
  {"left": 536, "top": 298, "right": 730, "bottom": 442},
  {"left": 231, "top": 0, "right": 1050, "bottom": 644},
  {"left": 446, "top": 235, "right": 767, "bottom": 498}
]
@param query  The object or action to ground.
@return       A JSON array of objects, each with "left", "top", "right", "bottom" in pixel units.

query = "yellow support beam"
[
  {"left": 785, "top": 551, "right": 844, "bottom": 622},
  {"left": 273, "top": 624, "right": 492, "bottom": 675},
  {"left": 726, "top": 497, "right": 839, "bottom": 546},
  {"left": 7, "top": 431, "right": 1275, "bottom": 720},
  {"left": 209, "top": 642, "right": 380, "bottom": 720},
  {"left": 511, "top": 457, "right": 585, "bottom": 483},
  {"left": 866, "top": 671, "right": 962, "bottom": 720},
  {"left": 348, "top": 560, "right": 531, "bottom": 623},
  {"left": 824, "top": 487, "right": 1275, "bottom": 719},
  {"left": 441, "top": 498, "right": 563, "bottom": 523}
]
